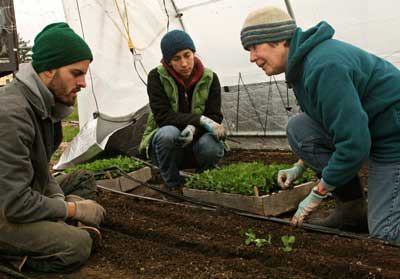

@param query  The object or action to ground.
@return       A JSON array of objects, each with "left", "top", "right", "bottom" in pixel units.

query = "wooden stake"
[{"left": 253, "top": 186, "right": 259, "bottom": 197}]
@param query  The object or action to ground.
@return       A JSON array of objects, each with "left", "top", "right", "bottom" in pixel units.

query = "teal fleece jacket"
[{"left": 286, "top": 21, "right": 400, "bottom": 189}]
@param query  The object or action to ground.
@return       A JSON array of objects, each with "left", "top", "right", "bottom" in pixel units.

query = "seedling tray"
[
  {"left": 182, "top": 181, "right": 316, "bottom": 216},
  {"left": 97, "top": 166, "right": 152, "bottom": 192}
]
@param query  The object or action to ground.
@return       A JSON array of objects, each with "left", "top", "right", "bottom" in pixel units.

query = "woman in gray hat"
[{"left": 241, "top": 6, "right": 400, "bottom": 242}]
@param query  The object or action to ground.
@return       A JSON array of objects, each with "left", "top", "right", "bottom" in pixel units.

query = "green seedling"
[
  {"left": 185, "top": 162, "right": 315, "bottom": 196},
  {"left": 244, "top": 228, "right": 271, "bottom": 248},
  {"left": 281, "top": 235, "right": 296, "bottom": 252},
  {"left": 64, "top": 155, "right": 144, "bottom": 179}
]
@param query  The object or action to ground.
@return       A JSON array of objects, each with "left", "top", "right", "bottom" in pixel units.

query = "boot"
[{"left": 308, "top": 176, "right": 368, "bottom": 232}]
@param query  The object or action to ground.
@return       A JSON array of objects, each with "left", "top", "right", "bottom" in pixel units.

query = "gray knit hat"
[{"left": 241, "top": 6, "right": 297, "bottom": 50}]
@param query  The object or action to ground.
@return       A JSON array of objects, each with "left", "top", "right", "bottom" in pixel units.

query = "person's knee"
[
  {"left": 73, "top": 231, "right": 92, "bottom": 264},
  {"left": 61, "top": 229, "right": 93, "bottom": 269},
  {"left": 30, "top": 228, "right": 93, "bottom": 273},
  {"left": 205, "top": 143, "right": 224, "bottom": 160},
  {"left": 153, "top": 126, "right": 180, "bottom": 146},
  {"left": 196, "top": 135, "right": 224, "bottom": 163},
  {"left": 286, "top": 114, "right": 307, "bottom": 143}
]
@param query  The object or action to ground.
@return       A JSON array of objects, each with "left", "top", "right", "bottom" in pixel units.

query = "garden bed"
[
  {"left": 4, "top": 149, "right": 395, "bottom": 279},
  {"left": 21, "top": 188, "right": 400, "bottom": 279}
]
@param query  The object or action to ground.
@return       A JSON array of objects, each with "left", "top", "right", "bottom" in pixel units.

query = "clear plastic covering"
[{"left": 57, "top": 0, "right": 400, "bottom": 167}]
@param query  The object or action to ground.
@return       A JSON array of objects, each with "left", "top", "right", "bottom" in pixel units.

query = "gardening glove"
[
  {"left": 49, "top": 193, "right": 65, "bottom": 201},
  {"left": 73, "top": 200, "right": 106, "bottom": 228},
  {"left": 291, "top": 186, "right": 327, "bottom": 227},
  {"left": 177, "top": 125, "right": 196, "bottom": 147},
  {"left": 199, "top": 115, "right": 226, "bottom": 140},
  {"left": 65, "top": 194, "right": 85, "bottom": 203},
  {"left": 277, "top": 162, "right": 305, "bottom": 189}
]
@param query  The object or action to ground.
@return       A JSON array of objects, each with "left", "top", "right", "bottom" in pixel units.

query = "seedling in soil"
[
  {"left": 185, "top": 162, "right": 315, "bottom": 196},
  {"left": 244, "top": 228, "right": 272, "bottom": 248},
  {"left": 281, "top": 235, "right": 296, "bottom": 252},
  {"left": 64, "top": 155, "right": 144, "bottom": 179}
]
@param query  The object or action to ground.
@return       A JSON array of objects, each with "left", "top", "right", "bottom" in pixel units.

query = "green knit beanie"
[
  {"left": 32, "top": 22, "right": 93, "bottom": 73},
  {"left": 241, "top": 6, "right": 297, "bottom": 50}
]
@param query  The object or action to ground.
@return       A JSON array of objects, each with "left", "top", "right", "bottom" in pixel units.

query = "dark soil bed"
[{"left": 3, "top": 149, "right": 397, "bottom": 279}]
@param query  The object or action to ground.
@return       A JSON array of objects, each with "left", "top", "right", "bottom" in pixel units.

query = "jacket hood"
[
  {"left": 16, "top": 63, "right": 73, "bottom": 121},
  {"left": 286, "top": 21, "right": 335, "bottom": 82}
]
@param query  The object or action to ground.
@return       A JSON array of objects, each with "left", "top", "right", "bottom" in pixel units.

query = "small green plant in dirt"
[
  {"left": 185, "top": 162, "right": 314, "bottom": 196},
  {"left": 64, "top": 156, "right": 144, "bottom": 179},
  {"left": 243, "top": 228, "right": 272, "bottom": 248},
  {"left": 281, "top": 235, "right": 296, "bottom": 252}
]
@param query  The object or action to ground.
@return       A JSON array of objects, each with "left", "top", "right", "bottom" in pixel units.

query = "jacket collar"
[
  {"left": 161, "top": 56, "right": 205, "bottom": 89},
  {"left": 15, "top": 63, "right": 73, "bottom": 121}
]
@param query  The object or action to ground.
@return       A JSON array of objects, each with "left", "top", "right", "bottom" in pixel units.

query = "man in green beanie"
[
  {"left": 0, "top": 22, "right": 105, "bottom": 273},
  {"left": 241, "top": 6, "right": 400, "bottom": 243}
]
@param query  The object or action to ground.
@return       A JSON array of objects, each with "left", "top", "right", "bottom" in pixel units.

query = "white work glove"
[
  {"left": 291, "top": 186, "right": 327, "bottom": 226},
  {"left": 73, "top": 200, "right": 106, "bottom": 228},
  {"left": 277, "top": 162, "right": 305, "bottom": 189},
  {"left": 177, "top": 125, "right": 196, "bottom": 147},
  {"left": 199, "top": 115, "right": 226, "bottom": 140}
]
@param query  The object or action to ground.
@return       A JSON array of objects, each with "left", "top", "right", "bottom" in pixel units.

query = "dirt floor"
[{"left": 1, "top": 149, "right": 398, "bottom": 279}]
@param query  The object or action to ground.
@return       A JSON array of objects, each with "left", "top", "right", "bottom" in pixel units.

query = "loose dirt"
[{"left": 2, "top": 149, "right": 397, "bottom": 279}]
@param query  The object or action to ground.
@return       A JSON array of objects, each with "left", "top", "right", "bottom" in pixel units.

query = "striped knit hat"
[{"left": 241, "top": 6, "right": 297, "bottom": 50}]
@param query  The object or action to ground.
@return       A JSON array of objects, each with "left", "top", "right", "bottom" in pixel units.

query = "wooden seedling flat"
[
  {"left": 97, "top": 166, "right": 152, "bottom": 192},
  {"left": 182, "top": 181, "right": 316, "bottom": 216}
]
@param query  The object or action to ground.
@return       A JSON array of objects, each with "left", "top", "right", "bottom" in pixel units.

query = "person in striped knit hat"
[{"left": 241, "top": 6, "right": 400, "bottom": 243}]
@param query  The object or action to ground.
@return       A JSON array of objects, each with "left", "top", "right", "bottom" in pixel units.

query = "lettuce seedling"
[
  {"left": 244, "top": 228, "right": 271, "bottom": 248},
  {"left": 64, "top": 155, "right": 144, "bottom": 179},
  {"left": 281, "top": 235, "right": 296, "bottom": 252},
  {"left": 186, "top": 162, "right": 314, "bottom": 196}
]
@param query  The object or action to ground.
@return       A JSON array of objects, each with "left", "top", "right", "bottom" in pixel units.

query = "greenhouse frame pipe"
[
  {"left": 170, "top": 0, "right": 186, "bottom": 31},
  {"left": 284, "top": 0, "right": 296, "bottom": 20}
]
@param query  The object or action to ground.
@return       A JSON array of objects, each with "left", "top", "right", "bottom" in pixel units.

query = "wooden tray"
[
  {"left": 97, "top": 166, "right": 152, "bottom": 192},
  {"left": 182, "top": 181, "right": 316, "bottom": 216}
]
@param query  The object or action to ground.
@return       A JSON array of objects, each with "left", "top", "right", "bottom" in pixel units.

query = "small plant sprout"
[
  {"left": 281, "top": 235, "right": 296, "bottom": 252},
  {"left": 244, "top": 228, "right": 271, "bottom": 248},
  {"left": 185, "top": 162, "right": 315, "bottom": 196},
  {"left": 64, "top": 156, "right": 144, "bottom": 179},
  {"left": 244, "top": 228, "right": 256, "bottom": 245}
]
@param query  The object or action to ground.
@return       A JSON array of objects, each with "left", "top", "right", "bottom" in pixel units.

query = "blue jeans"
[
  {"left": 287, "top": 113, "right": 400, "bottom": 242},
  {"left": 149, "top": 125, "right": 224, "bottom": 188}
]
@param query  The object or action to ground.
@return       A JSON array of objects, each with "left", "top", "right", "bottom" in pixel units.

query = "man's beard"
[{"left": 48, "top": 71, "right": 75, "bottom": 106}]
